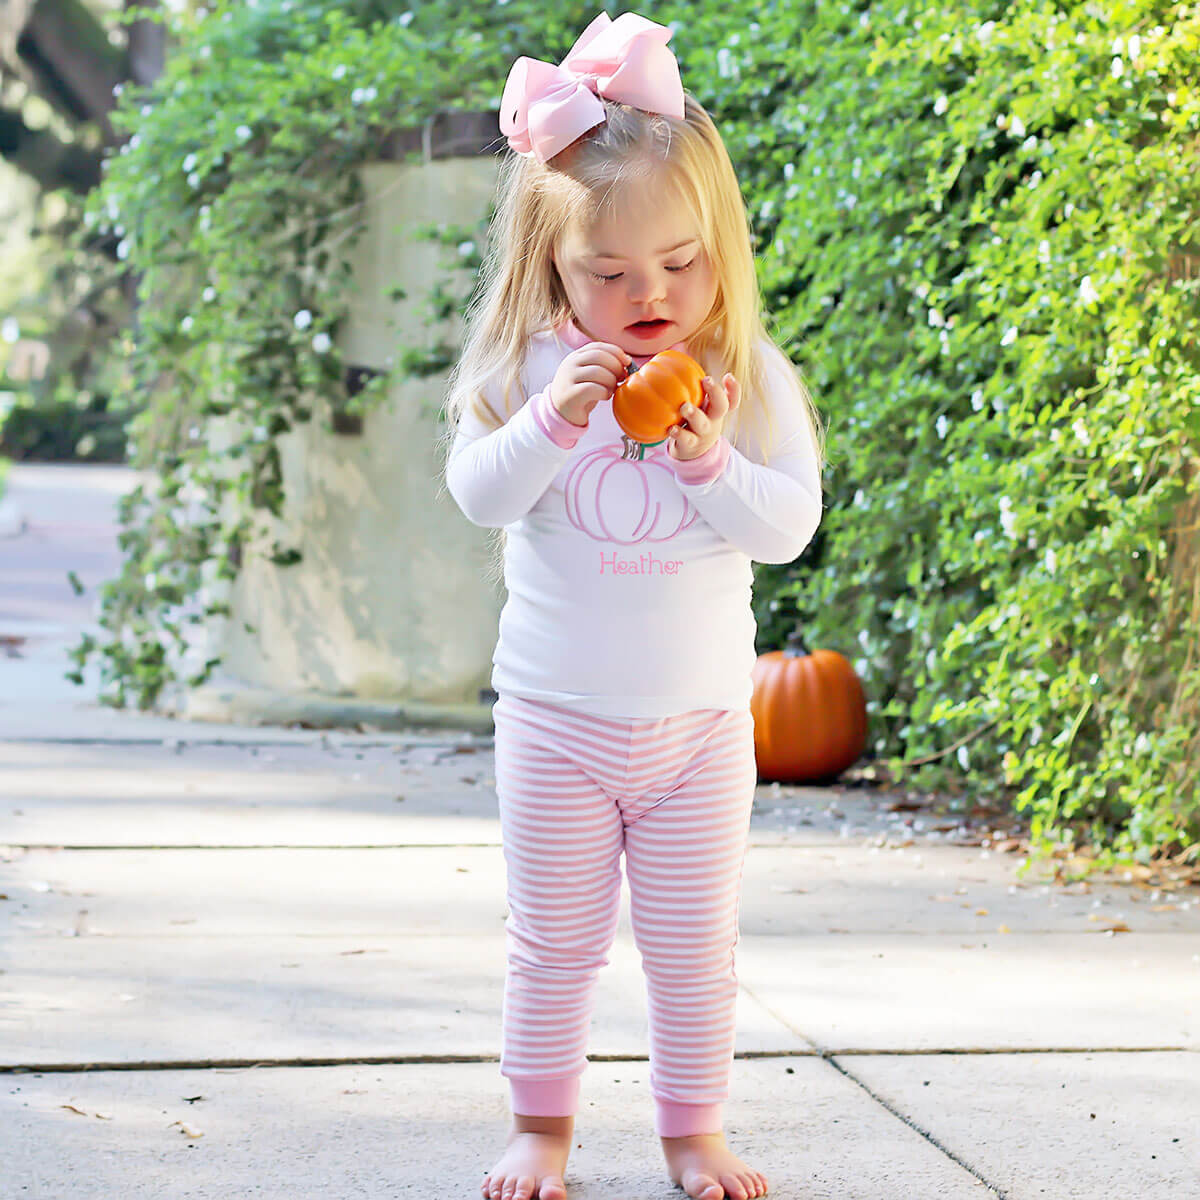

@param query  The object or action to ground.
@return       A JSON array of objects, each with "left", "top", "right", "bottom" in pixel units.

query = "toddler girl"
[{"left": 441, "top": 11, "right": 825, "bottom": 1200}]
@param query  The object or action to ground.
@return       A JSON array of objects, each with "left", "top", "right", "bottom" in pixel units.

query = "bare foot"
[
  {"left": 661, "top": 1131, "right": 768, "bottom": 1200},
  {"left": 481, "top": 1113, "right": 573, "bottom": 1200}
]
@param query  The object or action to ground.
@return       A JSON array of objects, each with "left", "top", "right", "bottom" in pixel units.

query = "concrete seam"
[{"left": 3, "top": 1046, "right": 1193, "bottom": 1076}]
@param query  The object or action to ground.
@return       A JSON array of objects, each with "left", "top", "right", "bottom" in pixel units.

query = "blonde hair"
[{"left": 436, "top": 91, "right": 826, "bottom": 588}]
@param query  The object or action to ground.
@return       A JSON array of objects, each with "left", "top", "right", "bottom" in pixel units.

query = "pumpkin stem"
[{"left": 784, "top": 629, "right": 810, "bottom": 658}]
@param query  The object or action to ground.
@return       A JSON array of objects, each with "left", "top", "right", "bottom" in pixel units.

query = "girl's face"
[{"left": 552, "top": 176, "right": 719, "bottom": 356}]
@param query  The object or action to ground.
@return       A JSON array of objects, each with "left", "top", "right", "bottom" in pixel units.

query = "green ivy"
[{"left": 682, "top": 0, "right": 1200, "bottom": 874}]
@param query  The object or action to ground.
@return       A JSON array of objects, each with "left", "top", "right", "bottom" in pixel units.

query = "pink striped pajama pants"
[{"left": 490, "top": 691, "right": 759, "bottom": 1138}]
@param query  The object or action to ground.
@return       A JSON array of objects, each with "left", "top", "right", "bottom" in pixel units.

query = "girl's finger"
[
  {"left": 680, "top": 398, "right": 709, "bottom": 434},
  {"left": 724, "top": 372, "right": 741, "bottom": 409},
  {"left": 701, "top": 375, "right": 728, "bottom": 417}
]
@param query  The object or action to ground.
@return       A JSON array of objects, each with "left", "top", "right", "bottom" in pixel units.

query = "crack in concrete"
[{"left": 824, "top": 1053, "right": 1010, "bottom": 1198}]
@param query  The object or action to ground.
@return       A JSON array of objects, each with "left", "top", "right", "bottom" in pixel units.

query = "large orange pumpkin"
[
  {"left": 750, "top": 630, "right": 868, "bottom": 782},
  {"left": 612, "top": 349, "right": 706, "bottom": 445}
]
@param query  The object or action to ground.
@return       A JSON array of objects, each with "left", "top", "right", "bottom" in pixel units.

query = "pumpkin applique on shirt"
[{"left": 563, "top": 436, "right": 700, "bottom": 546}]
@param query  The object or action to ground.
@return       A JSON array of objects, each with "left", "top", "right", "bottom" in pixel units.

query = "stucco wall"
[{"left": 215, "top": 155, "right": 502, "bottom": 703}]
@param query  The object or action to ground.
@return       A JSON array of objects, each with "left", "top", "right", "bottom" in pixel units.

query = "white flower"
[
  {"left": 999, "top": 496, "right": 1017, "bottom": 538},
  {"left": 332, "top": 64, "right": 347, "bottom": 80},
  {"left": 352, "top": 88, "right": 365, "bottom": 104},
  {"left": 187, "top": 171, "right": 201, "bottom": 189},
  {"left": 1073, "top": 419, "right": 1090, "bottom": 446},
  {"left": 117, "top": 239, "right": 131, "bottom": 260},
  {"left": 236, "top": 125, "right": 252, "bottom": 141},
  {"left": 957, "top": 745, "right": 970, "bottom": 770},
  {"left": 970, "top": 389, "right": 984, "bottom": 411},
  {"left": 180, "top": 315, "right": 194, "bottom": 332},
  {"left": 457, "top": 241, "right": 475, "bottom": 256},
  {"left": 361, "top": 86, "right": 377, "bottom": 103},
  {"left": 1129, "top": 34, "right": 1141, "bottom": 59},
  {"left": 1009, "top": 114, "right": 1026, "bottom": 138},
  {"left": 978, "top": 20, "right": 995, "bottom": 43},
  {"left": 398, "top": 10, "right": 414, "bottom": 23},
  {"left": 1079, "top": 275, "right": 1100, "bottom": 305},
  {"left": 312, "top": 332, "right": 332, "bottom": 354},
  {"left": 928, "top": 308, "right": 945, "bottom": 328},
  {"left": 1038, "top": 238, "right": 1051, "bottom": 263},
  {"left": 1044, "top": 547, "right": 1057, "bottom": 574},
  {"left": 933, "top": 94, "right": 948, "bottom": 116},
  {"left": 936, "top": 414, "right": 949, "bottom": 439},
  {"left": 293, "top": 309, "right": 313, "bottom": 330},
  {"left": 202, "top": 286, "right": 217, "bottom": 302},
  {"left": 783, "top": 161, "right": 794, "bottom": 179},
  {"left": 1001, "top": 326, "right": 1018, "bottom": 346},
  {"left": 183, "top": 152, "right": 198, "bottom": 172},
  {"left": 1111, "top": 56, "right": 1124, "bottom": 79},
  {"left": 1, "top": 317, "right": 19, "bottom": 343},
  {"left": 717, "top": 47, "right": 735, "bottom": 78}
]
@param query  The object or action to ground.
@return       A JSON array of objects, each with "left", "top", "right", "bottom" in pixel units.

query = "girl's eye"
[{"left": 588, "top": 259, "right": 696, "bottom": 283}]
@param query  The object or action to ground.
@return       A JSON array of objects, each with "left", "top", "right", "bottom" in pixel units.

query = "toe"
[
  {"left": 540, "top": 1176, "right": 567, "bottom": 1200},
  {"left": 754, "top": 1171, "right": 769, "bottom": 1195},
  {"left": 513, "top": 1177, "right": 534, "bottom": 1200},
  {"left": 721, "top": 1176, "right": 747, "bottom": 1200},
  {"left": 685, "top": 1170, "right": 724, "bottom": 1200}
]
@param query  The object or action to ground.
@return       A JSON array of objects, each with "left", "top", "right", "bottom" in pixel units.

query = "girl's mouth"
[{"left": 627, "top": 319, "right": 672, "bottom": 339}]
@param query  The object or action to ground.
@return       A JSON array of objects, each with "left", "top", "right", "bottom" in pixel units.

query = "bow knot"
[{"left": 500, "top": 12, "right": 685, "bottom": 163}]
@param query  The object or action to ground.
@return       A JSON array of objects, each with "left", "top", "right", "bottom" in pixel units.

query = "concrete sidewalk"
[{"left": 1, "top": 462, "right": 1197, "bottom": 1199}]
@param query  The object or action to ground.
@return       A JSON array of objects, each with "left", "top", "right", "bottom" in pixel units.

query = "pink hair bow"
[{"left": 500, "top": 11, "right": 685, "bottom": 163}]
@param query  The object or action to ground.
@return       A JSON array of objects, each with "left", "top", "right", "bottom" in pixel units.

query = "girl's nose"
[{"left": 627, "top": 271, "right": 667, "bottom": 304}]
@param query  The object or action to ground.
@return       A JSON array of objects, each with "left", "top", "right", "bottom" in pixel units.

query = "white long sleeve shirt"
[{"left": 444, "top": 319, "right": 823, "bottom": 717}]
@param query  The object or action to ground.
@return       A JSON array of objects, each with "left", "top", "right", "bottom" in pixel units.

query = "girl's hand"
[
  {"left": 550, "top": 342, "right": 633, "bottom": 428},
  {"left": 668, "top": 372, "right": 740, "bottom": 461}
]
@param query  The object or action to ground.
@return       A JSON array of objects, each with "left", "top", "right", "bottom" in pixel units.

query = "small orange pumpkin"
[
  {"left": 750, "top": 630, "right": 868, "bottom": 782},
  {"left": 612, "top": 349, "right": 706, "bottom": 445}
]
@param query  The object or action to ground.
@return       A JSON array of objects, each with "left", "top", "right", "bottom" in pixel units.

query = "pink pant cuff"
[
  {"left": 508, "top": 1074, "right": 581, "bottom": 1117},
  {"left": 655, "top": 1099, "right": 725, "bottom": 1137}
]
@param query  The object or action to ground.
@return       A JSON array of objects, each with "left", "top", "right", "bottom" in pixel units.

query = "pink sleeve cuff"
[
  {"left": 668, "top": 436, "right": 731, "bottom": 486},
  {"left": 529, "top": 387, "right": 587, "bottom": 448}
]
